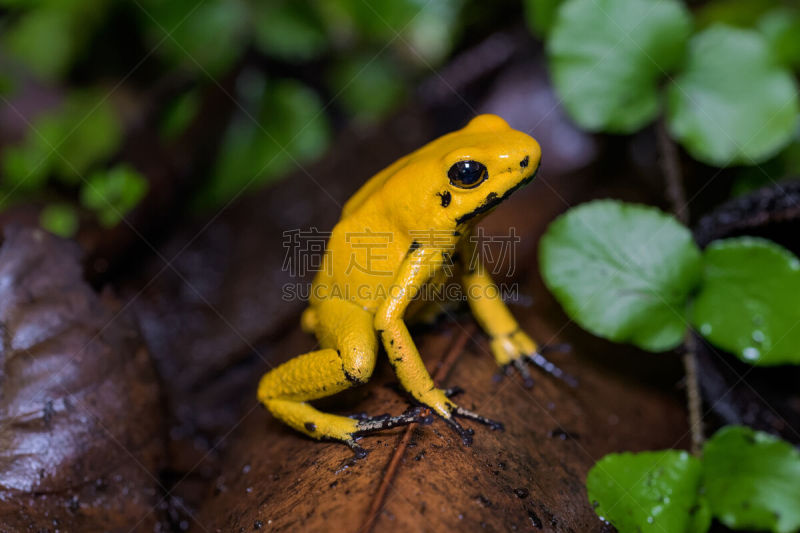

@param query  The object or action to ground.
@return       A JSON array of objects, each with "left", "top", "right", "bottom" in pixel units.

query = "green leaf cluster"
[
  {"left": 540, "top": 200, "right": 800, "bottom": 365},
  {"left": 527, "top": 0, "right": 800, "bottom": 167},
  {"left": 134, "top": 0, "right": 460, "bottom": 120},
  {"left": 2, "top": 0, "right": 471, "bottom": 224},
  {"left": 194, "top": 76, "right": 331, "bottom": 210},
  {"left": 80, "top": 164, "right": 149, "bottom": 228},
  {"left": 1, "top": 91, "right": 122, "bottom": 190},
  {"left": 587, "top": 426, "right": 800, "bottom": 533}
]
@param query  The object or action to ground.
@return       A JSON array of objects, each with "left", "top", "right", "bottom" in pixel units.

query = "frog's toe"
[
  {"left": 525, "top": 348, "right": 578, "bottom": 387},
  {"left": 438, "top": 404, "right": 504, "bottom": 446},
  {"left": 452, "top": 405, "right": 504, "bottom": 431},
  {"left": 501, "top": 344, "right": 577, "bottom": 388},
  {"left": 344, "top": 439, "right": 369, "bottom": 460},
  {"left": 442, "top": 386, "right": 464, "bottom": 398}
]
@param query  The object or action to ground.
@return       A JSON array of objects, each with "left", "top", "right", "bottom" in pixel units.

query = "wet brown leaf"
[{"left": 0, "top": 225, "right": 164, "bottom": 531}]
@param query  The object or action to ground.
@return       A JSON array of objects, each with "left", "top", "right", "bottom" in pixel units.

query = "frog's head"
[{"left": 382, "top": 114, "right": 541, "bottom": 231}]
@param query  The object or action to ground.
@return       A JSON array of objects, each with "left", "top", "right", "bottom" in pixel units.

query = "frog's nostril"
[{"left": 519, "top": 155, "right": 529, "bottom": 168}]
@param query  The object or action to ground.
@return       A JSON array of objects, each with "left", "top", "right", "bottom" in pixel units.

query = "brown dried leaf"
[{"left": 0, "top": 226, "right": 164, "bottom": 531}]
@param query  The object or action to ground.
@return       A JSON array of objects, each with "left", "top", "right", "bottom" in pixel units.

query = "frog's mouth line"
[{"left": 455, "top": 163, "right": 540, "bottom": 226}]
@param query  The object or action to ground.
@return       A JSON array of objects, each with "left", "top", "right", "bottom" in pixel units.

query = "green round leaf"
[
  {"left": 692, "top": 237, "right": 800, "bottom": 365},
  {"left": 80, "top": 164, "right": 148, "bottom": 227},
  {"left": 252, "top": 1, "right": 328, "bottom": 62},
  {"left": 539, "top": 200, "right": 701, "bottom": 352},
  {"left": 703, "top": 425, "right": 800, "bottom": 533},
  {"left": 39, "top": 203, "right": 78, "bottom": 238},
  {"left": 587, "top": 450, "right": 707, "bottom": 533},
  {"left": 666, "top": 25, "right": 799, "bottom": 166},
  {"left": 547, "top": 0, "right": 691, "bottom": 133}
]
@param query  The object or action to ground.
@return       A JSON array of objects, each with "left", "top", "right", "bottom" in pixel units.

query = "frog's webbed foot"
[
  {"left": 343, "top": 406, "right": 435, "bottom": 459},
  {"left": 402, "top": 386, "right": 504, "bottom": 446},
  {"left": 352, "top": 406, "right": 434, "bottom": 434}
]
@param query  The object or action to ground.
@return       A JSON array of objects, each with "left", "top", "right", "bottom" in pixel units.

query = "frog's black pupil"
[{"left": 448, "top": 160, "right": 487, "bottom": 189}]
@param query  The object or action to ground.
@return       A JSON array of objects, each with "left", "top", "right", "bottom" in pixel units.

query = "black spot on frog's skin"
[
  {"left": 453, "top": 230, "right": 461, "bottom": 237},
  {"left": 304, "top": 422, "right": 317, "bottom": 432},
  {"left": 437, "top": 190, "right": 451, "bottom": 207},
  {"left": 342, "top": 364, "right": 361, "bottom": 384},
  {"left": 407, "top": 240, "right": 421, "bottom": 255},
  {"left": 484, "top": 192, "right": 498, "bottom": 204},
  {"left": 520, "top": 155, "right": 529, "bottom": 168}
]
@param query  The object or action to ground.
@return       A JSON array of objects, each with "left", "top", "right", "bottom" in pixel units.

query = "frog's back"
[{"left": 311, "top": 198, "right": 412, "bottom": 314}]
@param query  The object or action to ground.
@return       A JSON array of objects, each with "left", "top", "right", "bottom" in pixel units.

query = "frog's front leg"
[
  {"left": 375, "top": 244, "right": 503, "bottom": 445},
  {"left": 460, "top": 239, "right": 576, "bottom": 388},
  {"left": 258, "top": 298, "right": 427, "bottom": 458}
]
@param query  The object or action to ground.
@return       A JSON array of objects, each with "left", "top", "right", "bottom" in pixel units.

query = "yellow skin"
[{"left": 258, "top": 114, "right": 571, "bottom": 457}]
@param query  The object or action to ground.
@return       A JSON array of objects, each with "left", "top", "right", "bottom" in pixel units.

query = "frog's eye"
[{"left": 448, "top": 160, "right": 487, "bottom": 189}]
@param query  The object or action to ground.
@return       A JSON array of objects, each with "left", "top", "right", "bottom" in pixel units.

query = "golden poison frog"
[{"left": 258, "top": 114, "right": 573, "bottom": 457}]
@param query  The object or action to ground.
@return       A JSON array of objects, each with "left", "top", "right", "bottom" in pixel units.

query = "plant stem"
[{"left": 656, "top": 118, "right": 704, "bottom": 456}]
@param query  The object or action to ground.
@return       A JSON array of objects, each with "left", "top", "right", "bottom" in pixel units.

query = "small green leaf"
[
  {"left": 49, "top": 92, "right": 123, "bottom": 182},
  {"left": 587, "top": 450, "right": 707, "bottom": 533},
  {"left": 4, "top": 7, "right": 77, "bottom": 81},
  {"left": 3, "top": 1, "right": 109, "bottom": 81},
  {"left": 547, "top": 0, "right": 691, "bottom": 133},
  {"left": 666, "top": 25, "right": 799, "bottom": 166},
  {"left": 39, "top": 203, "right": 78, "bottom": 238},
  {"left": 335, "top": 0, "right": 421, "bottom": 42},
  {"left": 140, "top": 0, "right": 249, "bottom": 76},
  {"left": 539, "top": 200, "right": 701, "bottom": 352},
  {"left": 159, "top": 90, "right": 200, "bottom": 141},
  {"left": 80, "top": 164, "right": 148, "bottom": 227},
  {"left": 758, "top": 8, "right": 800, "bottom": 69},
  {"left": 524, "top": 0, "right": 565, "bottom": 37},
  {"left": 252, "top": 1, "right": 328, "bottom": 62},
  {"left": 402, "top": 0, "right": 462, "bottom": 66},
  {"left": 692, "top": 237, "right": 800, "bottom": 365},
  {"left": 703, "top": 426, "right": 800, "bottom": 533},
  {"left": 1, "top": 143, "right": 51, "bottom": 191},
  {"left": 14, "top": 91, "right": 123, "bottom": 185},
  {"left": 328, "top": 55, "right": 405, "bottom": 122},
  {"left": 196, "top": 76, "right": 330, "bottom": 209}
]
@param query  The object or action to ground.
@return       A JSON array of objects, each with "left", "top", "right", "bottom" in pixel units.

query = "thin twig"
[
  {"left": 360, "top": 324, "right": 475, "bottom": 532},
  {"left": 656, "top": 117, "right": 704, "bottom": 456},
  {"left": 657, "top": 118, "right": 688, "bottom": 225}
]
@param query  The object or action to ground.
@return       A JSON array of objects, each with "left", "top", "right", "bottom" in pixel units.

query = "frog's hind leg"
[{"left": 258, "top": 298, "right": 424, "bottom": 457}]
